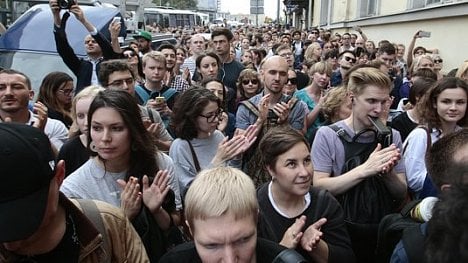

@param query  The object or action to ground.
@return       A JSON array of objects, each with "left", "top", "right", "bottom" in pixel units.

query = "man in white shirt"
[{"left": 0, "top": 69, "right": 68, "bottom": 151}]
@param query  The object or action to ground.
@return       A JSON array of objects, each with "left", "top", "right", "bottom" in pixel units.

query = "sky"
[{"left": 220, "top": 0, "right": 281, "bottom": 19}]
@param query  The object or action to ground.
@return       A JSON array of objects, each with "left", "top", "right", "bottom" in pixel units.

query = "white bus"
[
  {"left": 195, "top": 12, "right": 209, "bottom": 26},
  {"left": 144, "top": 7, "right": 197, "bottom": 29}
]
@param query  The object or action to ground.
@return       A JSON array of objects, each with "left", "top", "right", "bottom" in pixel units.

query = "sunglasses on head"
[
  {"left": 344, "top": 56, "right": 357, "bottom": 63},
  {"left": 242, "top": 79, "right": 259, "bottom": 85},
  {"left": 287, "top": 78, "right": 297, "bottom": 85},
  {"left": 123, "top": 51, "right": 136, "bottom": 58}
]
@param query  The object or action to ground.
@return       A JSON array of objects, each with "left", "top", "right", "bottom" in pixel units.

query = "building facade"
[{"left": 309, "top": 0, "right": 468, "bottom": 73}]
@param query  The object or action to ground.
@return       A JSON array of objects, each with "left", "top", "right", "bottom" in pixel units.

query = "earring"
[{"left": 90, "top": 141, "right": 98, "bottom": 153}]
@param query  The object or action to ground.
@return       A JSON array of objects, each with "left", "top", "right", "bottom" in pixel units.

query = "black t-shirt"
[
  {"left": 390, "top": 111, "right": 417, "bottom": 142},
  {"left": 57, "top": 136, "right": 89, "bottom": 177},
  {"left": 159, "top": 238, "right": 286, "bottom": 263},
  {"left": 16, "top": 212, "right": 80, "bottom": 263}
]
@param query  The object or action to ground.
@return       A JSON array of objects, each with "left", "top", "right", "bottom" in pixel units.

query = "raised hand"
[
  {"left": 117, "top": 176, "right": 142, "bottom": 220},
  {"left": 280, "top": 215, "right": 306, "bottom": 249},
  {"left": 272, "top": 100, "right": 290, "bottom": 124},
  {"left": 142, "top": 170, "right": 171, "bottom": 214},
  {"left": 360, "top": 143, "right": 401, "bottom": 177},
  {"left": 257, "top": 94, "right": 271, "bottom": 124},
  {"left": 301, "top": 218, "right": 327, "bottom": 252},
  {"left": 32, "top": 102, "right": 48, "bottom": 131}
]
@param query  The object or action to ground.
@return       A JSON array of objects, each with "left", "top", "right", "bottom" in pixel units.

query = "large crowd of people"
[{"left": 0, "top": 1, "right": 467, "bottom": 262}]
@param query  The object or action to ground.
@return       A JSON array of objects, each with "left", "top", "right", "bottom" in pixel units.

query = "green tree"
[{"left": 154, "top": 0, "right": 198, "bottom": 10}]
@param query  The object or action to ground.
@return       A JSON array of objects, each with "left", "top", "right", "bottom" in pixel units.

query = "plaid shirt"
[{"left": 169, "top": 75, "right": 190, "bottom": 93}]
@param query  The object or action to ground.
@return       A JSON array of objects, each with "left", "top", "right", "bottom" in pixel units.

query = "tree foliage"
[{"left": 153, "top": 0, "right": 198, "bottom": 10}]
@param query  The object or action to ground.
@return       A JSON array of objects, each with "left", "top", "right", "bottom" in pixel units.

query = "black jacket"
[{"left": 53, "top": 16, "right": 119, "bottom": 93}]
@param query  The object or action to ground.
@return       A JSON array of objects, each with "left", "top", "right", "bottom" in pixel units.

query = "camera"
[
  {"left": 368, "top": 116, "right": 392, "bottom": 148},
  {"left": 58, "top": 0, "right": 74, "bottom": 9}
]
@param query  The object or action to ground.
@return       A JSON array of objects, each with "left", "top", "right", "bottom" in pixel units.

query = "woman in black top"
[
  {"left": 257, "top": 126, "right": 355, "bottom": 263},
  {"left": 57, "top": 85, "right": 103, "bottom": 176}
]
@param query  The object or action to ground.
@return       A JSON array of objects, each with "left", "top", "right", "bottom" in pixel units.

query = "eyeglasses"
[
  {"left": 434, "top": 59, "right": 443, "bottom": 63},
  {"left": 108, "top": 78, "right": 135, "bottom": 87},
  {"left": 57, "top": 88, "right": 75, "bottom": 96},
  {"left": 279, "top": 52, "right": 293, "bottom": 58},
  {"left": 344, "top": 56, "right": 357, "bottom": 63},
  {"left": 199, "top": 109, "right": 223, "bottom": 123},
  {"left": 287, "top": 78, "right": 297, "bottom": 85},
  {"left": 242, "top": 79, "right": 259, "bottom": 85}
]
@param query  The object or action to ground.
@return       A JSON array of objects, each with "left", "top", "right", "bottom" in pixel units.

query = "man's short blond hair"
[
  {"left": 347, "top": 67, "right": 391, "bottom": 95},
  {"left": 142, "top": 51, "right": 166, "bottom": 68},
  {"left": 185, "top": 167, "right": 258, "bottom": 229}
]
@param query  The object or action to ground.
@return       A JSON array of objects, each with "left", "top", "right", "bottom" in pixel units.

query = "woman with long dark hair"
[
  {"left": 61, "top": 89, "right": 182, "bottom": 261},
  {"left": 404, "top": 77, "right": 468, "bottom": 198},
  {"left": 37, "top": 71, "right": 74, "bottom": 128}
]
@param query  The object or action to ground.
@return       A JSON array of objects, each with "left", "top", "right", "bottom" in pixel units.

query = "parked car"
[{"left": 0, "top": 4, "right": 124, "bottom": 94}]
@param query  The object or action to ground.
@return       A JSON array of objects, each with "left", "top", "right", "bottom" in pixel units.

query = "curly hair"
[
  {"left": 418, "top": 77, "right": 468, "bottom": 131},
  {"left": 321, "top": 85, "right": 349, "bottom": 122},
  {"left": 170, "top": 87, "right": 221, "bottom": 140}
]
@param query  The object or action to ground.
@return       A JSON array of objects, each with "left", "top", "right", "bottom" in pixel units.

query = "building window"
[
  {"left": 410, "top": 0, "right": 442, "bottom": 9},
  {"left": 320, "top": 0, "right": 329, "bottom": 26},
  {"left": 359, "top": 0, "right": 378, "bottom": 17}
]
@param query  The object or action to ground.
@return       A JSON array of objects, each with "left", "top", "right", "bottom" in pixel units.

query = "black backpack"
[
  {"left": 376, "top": 200, "right": 426, "bottom": 263},
  {"left": 329, "top": 124, "right": 398, "bottom": 262}
]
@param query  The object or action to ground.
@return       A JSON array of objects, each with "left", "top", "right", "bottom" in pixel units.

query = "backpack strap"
[
  {"left": 162, "top": 87, "right": 177, "bottom": 101},
  {"left": 328, "top": 124, "right": 353, "bottom": 143},
  {"left": 135, "top": 84, "right": 150, "bottom": 105},
  {"left": 402, "top": 224, "right": 426, "bottom": 263},
  {"left": 403, "top": 125, "right": 431, "bottom": 156},
  {"left": 240, "top": 100, "right": 260, "bottom": 117},
  {"left": 400, "top": 199, "right": 422, "bottom": 217},
  {"left": 76, "top": 199, "right": 111, "bottom": 263},
  {"left": 288, "top": 96, "right": 299, "bottom": 110},
  {"left": 186, "top": 140, "right": 201, "bottom": 172},
  {"left": 418, "top": 125, "right": 432, "bottom": 151}
]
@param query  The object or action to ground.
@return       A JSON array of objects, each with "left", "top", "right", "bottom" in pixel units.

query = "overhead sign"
[
  {"left": 250, "top": 0, "right": 264, "bottom": 6},
  {"left": 250, "top": 7, "right": 264, "bottom": 14}
]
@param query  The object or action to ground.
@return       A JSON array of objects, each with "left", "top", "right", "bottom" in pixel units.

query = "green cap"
[{"left": 135, "top": 31, "right": 152, "bottom": 41}]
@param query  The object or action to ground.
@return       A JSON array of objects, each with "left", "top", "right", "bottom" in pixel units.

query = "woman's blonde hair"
[
  {"left": 321, "top": 86, "right": 349, "bottom": 122},
  {"left": 68, "top": 85, "right": 104, "bottom": 137},
  {"left": 185, "top": 167, "right": 258, "bottom": 230},
  {"left": 304, "top": 42, "right": 322, "bottom": 61},
  {"left": 308, "top": 61, "right": 332, "bottom": 78},
  {"left": 456, "top": 60, "right": 468, "bottom": 79}
]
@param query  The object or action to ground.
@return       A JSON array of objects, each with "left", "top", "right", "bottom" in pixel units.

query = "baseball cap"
[
  {"left": 134, "top": 30, "right": 152, "bottom": 41},
  {"left": 0, "top": 123, "right": 56, "bottom": 242}
]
